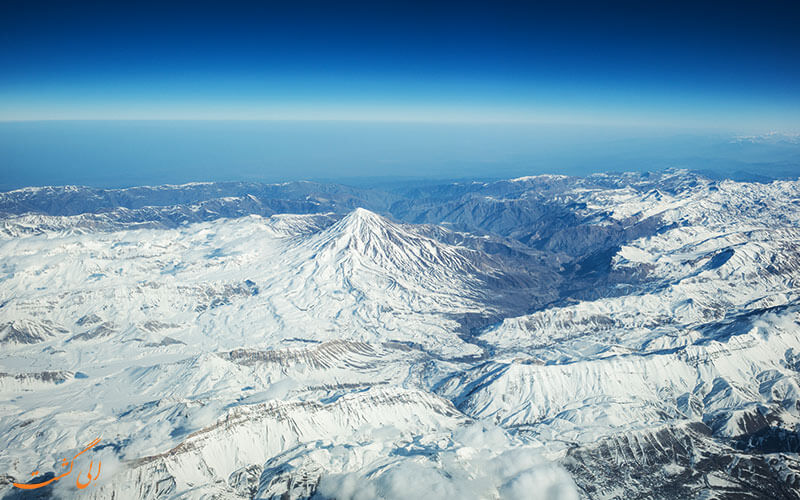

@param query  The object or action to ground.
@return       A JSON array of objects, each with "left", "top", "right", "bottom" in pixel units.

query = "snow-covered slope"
[{"left": 1, "top": 170, "right": 799, "bottom": 499}]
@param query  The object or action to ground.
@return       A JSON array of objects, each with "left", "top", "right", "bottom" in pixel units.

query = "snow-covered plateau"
[{"left": 1, "top": 170, "right": 800, "bottom": 499}]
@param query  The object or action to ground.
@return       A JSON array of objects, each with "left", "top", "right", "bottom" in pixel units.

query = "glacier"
[{"left": 1, "top": 169, "right": 799, "bottom": 498}]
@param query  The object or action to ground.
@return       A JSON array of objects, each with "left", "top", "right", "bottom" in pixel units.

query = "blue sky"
[
  {"left": 2, "top": 0, "right": 798, "bottom": 128},
  {"left": 0, "top": 1, "right": 799, "bottom": 187}
]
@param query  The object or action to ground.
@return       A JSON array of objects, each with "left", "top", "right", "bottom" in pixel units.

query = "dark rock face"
[
  {"left": 563, "top": 423, "right": 800, "bottom": 500},
  {"left": 0, "top": 321, "right": 68, "bottom": 345}
]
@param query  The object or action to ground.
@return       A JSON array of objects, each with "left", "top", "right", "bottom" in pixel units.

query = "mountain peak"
[
  {"left": 335, "top": 207, "right": 392, "bottom": 236},
  {"left": 307, "top": 206, "right": 477, "bottom": 276},
  {"left": 348, "top": 207, "right": 383, "bottom": 222}
]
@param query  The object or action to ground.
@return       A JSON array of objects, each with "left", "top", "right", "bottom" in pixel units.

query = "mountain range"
[{"left": 1, "top": 169, "right": 799, "bottom": 499}]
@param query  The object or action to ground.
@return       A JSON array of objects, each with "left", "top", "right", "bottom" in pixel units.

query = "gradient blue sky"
[
  {"left": 1, "top": 0, "right": 799, "bottom": 187},
  {"left": 2, "top": 0, "right": 799, "bottom": 128}
]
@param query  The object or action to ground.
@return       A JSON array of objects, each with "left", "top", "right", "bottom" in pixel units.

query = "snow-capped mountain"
[{"left": 1, "top": 170, "right": 799, "bottom": 499}]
